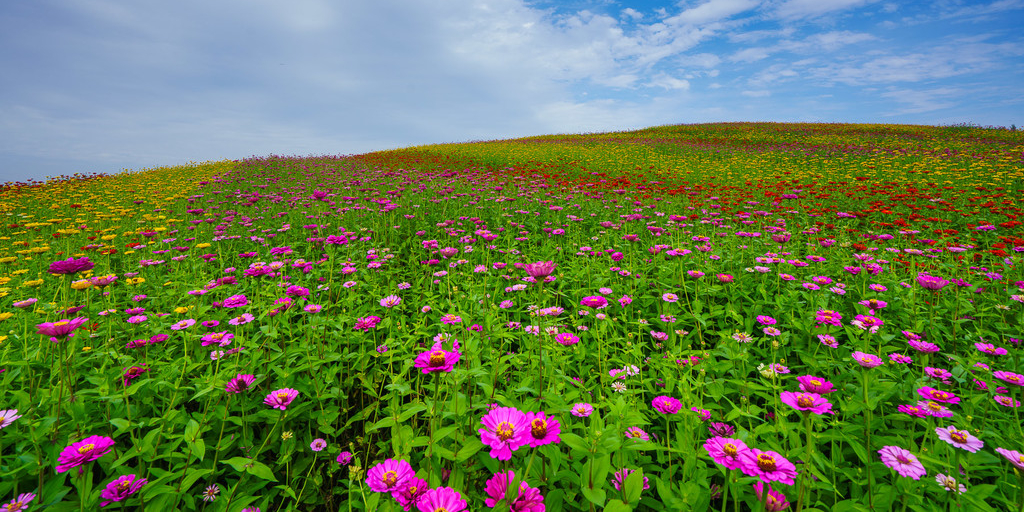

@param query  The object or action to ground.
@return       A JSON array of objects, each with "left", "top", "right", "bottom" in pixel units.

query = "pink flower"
[
  {"left": 753, "top": 481, "right": 790, "bottom": 511},
  {"left": 100, "top": 474, "right": 148, "bottom": 507},
  {"left": 416, "top": 487, "right": 467, "bottom": 512},
  {"left": 524, "top": 411, "right": 561, "bottom": 447},
  {"left": 996, "top": 447, "right": 1024, "bottom": 471},
  {"left": 554, "top": 332, "right": 580, "bottom": 345},
  {"left": 366, "top": 458, "right": 414, "bottom": 493},
  {"left": 851, "top": 351, "right": 883, "bottom": 368},
  {"left": 739, "top": 449, "right": 797, "bottom": 485},
  {"left": 264, "top": 388, "right": 298, "bottom": 410},
  {"left": 56, "top": 435, "right": 115, "bottom": 473},
  {"left": 651, "top": 396, "right": 682, "bottom": 414},
  {"left": 523, "top": 261, "right": 556, "bottom": 279},
  {"left": 796, "top": 375, "right": 834, "bottom": 394},
  {"left": 223, "top": 294, "right": 249, "bottom": 308},
  {"left": 994, "top": 371, "right": 1024, "bottom": 386},
  {"left": 878, "top": 446, "right": 926, "bottom": 479},
  {"left": 611, "top": 468, "right": 650, "bottom": 492},
  {"left": 579, "top": 296, "right": 608, "bottom": 308},
  {"left": 392, "top": 475, "right": 429, "bottom": 511},
  {"left": 0, "top": 409, "right": 22, "bottom": 429},
  {"left": 917, "top": 387, "right": 960, "bottom": 404},
  {"left": 201, "top": 331, "right": 234, "bottom": 347},
  {"left": 484, "top": 471, "right": 545, "bottom": 510},
  {"left": 35, "top": 317, "right": 90, "bottom": 343},
  {"left": 2, "top": 493, "right": 37, "bottom": 511},
  {"left": 413, "top": 342, "right": 461, "bottom": 374},
  {"left": 225, "top": 374, "right": 256, "bottom": 393},
  {"left": 570, "top": 403, "right": 593, "bottom": 417},
  {"left": 935, "top": 425, "right": 983, "bottom": 452},
  {"left": 704, "top": 436, "right": 749, "bottom": 470},
  {"left": 479, "top": 407, "right": 530, "bottom": 460},
  {"left": 780, "top": 391, "right": 832, "bottom": 415}
]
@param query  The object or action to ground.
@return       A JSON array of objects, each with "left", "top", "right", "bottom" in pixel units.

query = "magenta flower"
[
  {"left": 753, "top": 482, "right": 790, "bottom": 512},
  {"left": 919, "top": 400, "right": 954, "bottom": 418},
  {"left": 310, "top": 439, "right": 327, "bottom": 452},
  {"left": 379, "top": 295, "right": 402, "bottom": 308},
  {"left": 814, "top": 309, "right": 843, "bottom": 327},
  {"left": 624, "top": 426, "right": 650, "bottom": 441},
  {"left": 523, "top": 261, "right": 556, "bottom": 279},
  {"left": 652, "top": 396, "right": 683, "bottom": 414},
  {"left": 99, "top": 474, "right": 148, "bottom": 507},
  {"left": 878, "top": 446, "right": 926, "bottom": 479},
  {"left": 897, "top": 404, "right": 930, "bottom": 418},
  {"left": 851, "top": 351, "right": 883, "bottom": 368},
  {"left": 994, "top": 371, "right": 1024, "bottom": 386},
  {"left": 755, "top": 315, "right": 777, "bottom": 326},
  {"left": 524, "top": 411, "right": 561, "bottom": 447},
  {"left": 580, "top": 296, "right": 608, "bottom": 308},
  {"left": 337, "top": 451, "right": 353, "bottom": 465},
  {"left": 354, "top": 315, "right": 382, "bottom": 331},
  {"left": 122, "top": 365, "right": 149, "bottom": 387},
  {"left": 2, "top": 493, "right": 36, "bottom": 511},
  {"left": 611, "top": 468, "right": 650, "bottom": 492},
  {"left": 918, "top": 274, "right": 949, "bottom": 290},
  {"left": 392, "top": 475, "right": 429, "bottom": 511},
  {"left": 201, "top": 331, "right": 234, "bottom": 347},
  {"left": 413, "top": 342, "right": 461, "bottom": 374},
  {"left": 484, "top": 471, "right": 545, "bottom": 510},
  {"left": 228, "top": 313, "right": 255, "bottom": 326},
  {"left": 739, "top": 448, "right": 798, "bottom": 485},
  {"left": 996, "top": 447, "right": 1024, "bottom": 471},
  {"left": 570, "top": 403, "right": 594, "bottom": 417},
  {"left": 479, "top": 407, "right": 530, "bottom": 460},
  {"left": 366, "top": 458, "right": 414, "bottom": 493},
  {"left": 56, "top": 435, "right": 116, "bottom": 473},
  {"left": 796, "top": 375, "right": 834, "bottom": 394},
  {"left": 618, "top": 295, "right": 632, "bottom": 307},
  {"left": 264, "top": 388, "right": 298, "bottom": 410},
  {"left": 935, "top": 425, "right": 983, "bottom": 452},
  {"left": 780, "top": 391, "right": 832, "bottom": 415},
  {"left": 704, "top": 436, "right": 749, "bottom": 470},
  {"left": 48, "top": 256, "right": 94, "bottom": 275},
  {"left": 223, "top": 294, "right": 249, "bottom": 307},
  {"left": 936, "top": 473, "right": 967, "bottom": 494},
  {"left": 554, "top": 332, "right": 580, "bottom": 345},
  {"left": 917, "top": 387, "right": 960, "bottom": 404},
  {"left": 35, "top": 317, "right": 90, "bottom": 343},
  {"left": 171, "top": 318, "right": 196, "bottom": 330},
  {"left": 417, "top": 487, "right": 467, "bottom": 512},
  {"left": 225, "top": 374, "right": 256, "bottom": 393},
  {"left": 976, "top": 342, "right": 1008, "bottom": 356},
  {"left": 908, "top": 339, "right": 941, "bottom": 353}
]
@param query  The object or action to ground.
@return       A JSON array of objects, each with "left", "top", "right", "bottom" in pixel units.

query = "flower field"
[{"left": 1, "top": 122, "right": 1024, "bottom": 511}]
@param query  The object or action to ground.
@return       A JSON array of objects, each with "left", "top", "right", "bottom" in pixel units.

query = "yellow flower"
[
  {"left": 126, "top": 277, "right": 145, "bottom": 285},
  {"left": 174, "top": 306, "right": 192, "bottom": 314},
  {"left": 23, "top": 279, "right": 44, "bottom": 288},
  {"left": 71, "top": 279, "right": 92, "bottom": 290},
  {"left": 0, "top": 335, "right": 7, "bottom": 343},
  {"left": 101, "top": 234, "right": 117, "bottom": 241},
  {"left": 195, "top": 243, "right": 211, "bottom": 249},
  {"left": 0, "top": 256, "right": 16, "bottom": 264},
  {"left": 281, "top": 431, "right": 293, "bottom": 441},
  {"left": 10, "top": 270, "right": 27, "bottom": 276},
  {"left": 0, "top": 312, "right": 12, "bottom": 321}
]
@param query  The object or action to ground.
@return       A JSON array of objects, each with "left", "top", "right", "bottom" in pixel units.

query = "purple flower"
[
  {"left": 35, "top": 317, "right": 90, "bottom": 343},
  {"left": 580, "top": 296, "right": 608, "bottom": 308},
  {"left": 652, "top": 396, "right": 683, "bottom": 414},
  {"left": 225, "top": 374, "right": 256, "bottom": 393},
  {"left": 704, "top": 436, "right": 749, "bottom": 470},
  {"left": 99, "top": 474, "right": 148, "bottom": 507},
  {"left": 337, "top": 451, "right": 353, "bottom": 465},
  {"left": 56, "top": 435, "right": 116, "bottom": 473},
  {"left": 365, "top": 458, "right": 414, "bottom": 493},
  {"left": 0, "top": 409, "right": 22, "bottom": 429},
  {"left": 851, "top": 351, "right": 883, "bottom": 368},
  {"left": 780, "top": 391, "right": 832, "bottom": 415},
  {"left": 413, "top": 342, "right": 461, "bottom": 374},
  {"left": 478, "top": 407, "right": 530, "bottom": 460},
  {"left": 570, "top": 403, "right": 593, "bottom": 417},
  {"left": 935, "top": 425, "right": 983, "bottom": 452},
  {"left": 523, "top": 261, "right": 556, "bottom": 279},
  {"left": 416, "top": 487, "right": 467, "bottom": 512},
  {"left": 48, "top": 256, "right": 94, "bottom": 275},
  {"left": 264, "top": 388, "right": 298, "bottom": 410},
  {"left": 878, "top": 446, "right": 926, "bottom": 479},
  {"left": 739, "top": 449, "right": 798, "bottom": 485},
  {"left": 2, "top": 493, "right": 36, "bottom": 511},
  {"left": 918, "top": 274, "right": 949, "bottom": 291},
  {"left": 524, "top": 411, "right": 561, "bottom": 447}
]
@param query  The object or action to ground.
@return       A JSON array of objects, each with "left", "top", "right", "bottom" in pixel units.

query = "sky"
[{"left": 1, "top": 0, "right": 1022, "bottom": 184}]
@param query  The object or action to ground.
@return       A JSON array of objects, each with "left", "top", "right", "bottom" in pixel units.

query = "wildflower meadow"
[{"left": 2, "top": 122, "right": 1024, "bottom": 511}]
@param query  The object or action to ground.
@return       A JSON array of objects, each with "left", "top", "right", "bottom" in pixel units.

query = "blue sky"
[{"left": 1, "top": 0, "right": 1022, "bottom": 183}]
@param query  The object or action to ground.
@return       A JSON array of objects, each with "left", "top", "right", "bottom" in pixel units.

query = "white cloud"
[
  {"left": 672, "top": 0, "right": 762, "bottom": 24},
  {"left": 774, "top": 0, "right": 879, "bottom": 19}
]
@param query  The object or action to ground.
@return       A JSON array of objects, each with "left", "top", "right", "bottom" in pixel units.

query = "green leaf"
[
  {"left": 581, "top": 485, "right": 607, "bottom": 507},
  {"left": 603, "top": 499, "right": 633, "bottom": 512},
  {"left": 622, "top": 469, "right": 644, "bottom": 504},
  {"left": 245, "top": 461, "right": 277, "bottom": 481}
]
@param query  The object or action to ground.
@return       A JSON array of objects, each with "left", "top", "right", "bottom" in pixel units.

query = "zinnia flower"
[
  {"left": 580, "top": 296, "right": 608, "bottom": 308},
  {"left": 264, "top": 388, "right": 299, "bottom": 410},
  {"left": 413, "top": 342, "right": 461, "bottom": 374},
  {"left": 739, "top": 449, "right": 798, "bottom": 485},
  {"left": 484, "top": 471, "right": 545, "bottom": 511},
  {"left": 651, "top": 396, "right": 683, "bottom": 414},
  {"left": 523, "top": 261, "right": 556, "bottom": 279},
  {"left": 996, "top": 447, "right": 1024, "bottom": 471},
  {"left": 624, "top": 426, "right": 649, "bottom": 441},
  {"left": 917, "top": 387, "right": 960, "bottom": 404},
  {"left": 935, "top": 473, "right": 966, "bottom": 494},
  {"left": 366, "top": 458, "right": 414, "bottom": 493},
  {"left": 994, "top": 371, "right": 1024, "bottom": 387},
  {"left": 99, "top": 474, "right": 148, "bottom": 507},
  {"left": 610, "top": 468, "right": 650, "bottom": 492},
  {"left": 796, "top": 375, "right": 834, "bottom": 394},
  {"left": 524, "top": 411, "right": 561, "bottom": 447},
  {"left": 851, "top": 351, "right": 883, "bottom": 368},
  {"left": 36, "top": 317, "right": 90, "bottom": 343},
  {"left": 878, "top": 446, "right": 926, "bottom": 479},
  {"left": 225, "top": 374, "right": 256, "bottom": 393},
  {"left": 416, "top": 487, "right": 467, "bottom": 512},
  {"left": 479, "top": 407, "right": 530, "bottom": 460},
  {"left": 310, "top": 438, "right": 327, "bottom": 452},
  {"left": 56, "top": 435, "right": 116, "bottom": 473},
  {"left": 48, "top": 256, "right": 94, "bottom": 275},
  {"left": 704, "top": 436, "right": 749, "bottom": 470},
  {"left": 0, "top": 409, "right": 22, "bottom": 429},
  {"left": 935, "top": 425, "right": 983, "bottom": 452},
  {"left": 2, "top": 493, "right": 36, "bottom": 512},
  {"left": 753, "top": 481, "right": 790, "bottom": 512},
  {"left": 780, "top": 391, "right": 832, "bottom": 415},
  {"left": 570, "top": 403, "right": 593, "bottom": 417},
  {"left": 393, "top": 475, "right": 429, "bottom": 511}
]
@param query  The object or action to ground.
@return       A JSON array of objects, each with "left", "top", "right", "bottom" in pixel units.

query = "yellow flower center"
[
  {"left": 382, "top": 470, "right": 398, "bottom": 487},
  {"left": 797, "top": 395, "right": 815, "bottom": 408},
  {"left": 531, "top": 418, "right": 547, "bottom": 438},
  {"left": 276, "top": 392, "right": 289, "bottom": 400},
  {"left": 950, "top": 430, "right": 968, "bottom": 444},
  {"left": 428, "top": 350, "right": 446, "bottom": 367},
  {"left": 723, "top": 443, "right": 738, "bottom": 457},
  {"left": 757, "top": 453, "right": 777, "bottom": 472},
  {"left": 496, "top": 421, "right": 516, "bottom": 441},
  {"left": 78, "top": 443, "right": 95, "bottom": 454}
]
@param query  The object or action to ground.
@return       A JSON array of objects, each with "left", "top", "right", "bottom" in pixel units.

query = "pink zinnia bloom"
[
  {"left": 579, "top": 296, "right": 608, "bottom": 308},
  {"left": 380, "top": 295, "right": 402, "bottom": 308},
  {"left": 936, "top": 473, "right": 966, "bottom": 494},
  {"left": 570, "top": 403, "right": 593, "bottom": 417},
  {"left": 201, "top": 331, "right": 234, "bottom": 347},
  {"left": 365, "top": 458, "right": 414, "bottom": 493},
  {"left": 851, "top": 351, "right": 883, "bottom": 368},
  {"left": 652, "top": 396, "right": 682, "bottom": 414},
  {"left": 554, "top": 332, "right": 580, "bottom": 346},
  {"left": 780, "top": 391, "right": 832, "bottom": 415},
  {"left": 753, "top": 482, "right": 790, "bottom": 512},
  {"left": 996, "top": 447, "right": 1024, "bottom": 471},
  {"left": 56, "top": 435, "right": 116, "bottom": 473},
  {"left": 171, "top": 318, "right": 196, "bottom": 330},
  {"left": 524, "top": 411, "right": 561, "bottom": 447},
  {"left": 611, "top": 468, "right": 650, "bottom": 492},
  {"left": 704, "top": 436, "right": 749, "bottom": 470},
  {"left": 739, "top": 449, "right": 797, "bottom": 485},
  {"left": 225, "top": 374, "right": 256, "bottom": 393},
  {"left": 223, "top": 294, "right": 249, "bottom": 308},
  {"left": 48, "top": 256, "right": 94, "bottom": 275},
  {"left": 994, "top": 370, "right": 1024, "bottom": 386},
  {"left": 413, "top": 342, "right": 461, "bottom": 374},
  {"left": 392, "top": 475, "right": 429, "bottom": 511},
  {"left": 310, "top": 438, "right": 327, "bottom": 452},
  {"left": 918, "top": 400, "right": 954, "bottom": 418},
  {"left": 2, "top": 493, "right": 36, "bottom": 511},
  {"left": 995, "top": 395, "right": 1021, "bottom": 407},
  {"left": 878, "top": 446, "right": 926, "bottom": 479},
  {"left": 935, "top": 425, "right": 983, "bottom": 452},
  {"left": 264, "top": 388, "right": 298, "bottom": 410},
  {"left": 354, "top": 316, "right": 382, "bottom": 331},
  {"left": 917, "top": 387, "right": 960, "bottom": 404},
  {"left": 755, "top": 315, "right": 776, "bottom": 326},
  {"left": 976, "top": 342, "right": 1007, "bottom": 356},
  {"left": 917, "top": 274, "right": 949, "bottom": 290},
  {"left": 35, "top": 317, "right": 90, "bottom": 342},
  {"left": 484, "top": 471, "right": 545, "bottom": 510},
  {"left": 523, "top": 261, "right": 556, "bottom": 279},
  {"left": 99, "top": 474, "right": 148, "bottom": 507},
  {"left": 478, "top": 407, "right": 530, "bottom": 460},
  {"left": 228, "top": 313, "right": 254, "bottom": 326},
  {"left": 416, "top": 487, "right": 467, "bottom": 512},
  {"left": 796, "top": 375, "right": 834, "bottom": 394},
  {"left": 624, "top": 426, "right": 650, "bottom": 441},
  {"left": 908, "top": 339, "right": 941, "bottom": 353},
  {"left": 898, "top": 404, "right": 930, "bottom": 418}
]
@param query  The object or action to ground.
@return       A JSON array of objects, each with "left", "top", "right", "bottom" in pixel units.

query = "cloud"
[
  {"left": 672, "top": 0, "right": 762, "bottom": 24},
  {"left": 773, "top": 0, "right": 879, "bottom": 19}
]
